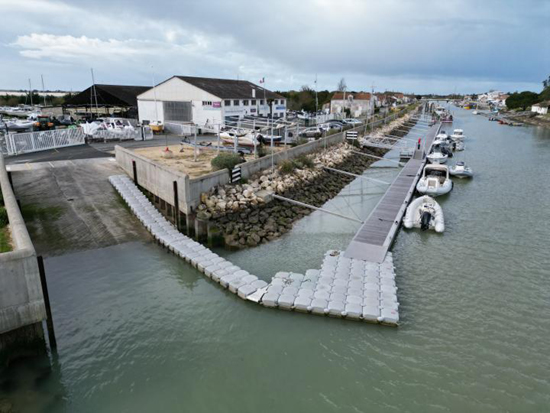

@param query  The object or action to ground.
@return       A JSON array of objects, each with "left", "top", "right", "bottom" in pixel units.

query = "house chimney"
[{"left": 252, "top": 88, "right": 256, "bottom": 98}]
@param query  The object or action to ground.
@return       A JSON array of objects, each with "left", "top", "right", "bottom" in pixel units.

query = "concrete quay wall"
[{"left": 0, "top": 153, "right": 46, "bottom": 357}]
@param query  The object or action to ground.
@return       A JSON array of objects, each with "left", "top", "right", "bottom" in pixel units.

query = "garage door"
[{"left": 163, "top": 101, "right": 192, "bottom": 122}]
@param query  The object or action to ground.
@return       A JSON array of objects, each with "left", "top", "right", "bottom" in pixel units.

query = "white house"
[
  {"left": 137, "top": 76, "right": 286, "bottom": 127},
  {"left": 531, "top": 101, "right": 549, "bottom": 115},
  {"left": 330, "top": 92, "right": 374, "bottom": 117}
]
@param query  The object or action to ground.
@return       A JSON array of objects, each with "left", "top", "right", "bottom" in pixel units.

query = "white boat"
[
  {"left": 403, "top": 195, "right": 445, "bottom": 233},
  {"left": 450, "top": 129, "right": 465, "bottom": 141},
  {"left": 450, "top": 161, "right": 473, "bottom": 178},
  {"left": 454, "top": 141, "right": 465, "bottom": 151},
  {"left": 433, "top": 132, "right": 455, "bottom": 151},
  {"left": 220, "top": 130, "right": 258, "bottom": 147},
  {"left": 427, "top": 144, "right": 448, "bottom": 164},
  {"left": 5, "top": 119, "right": 35, "bottom": 132},
  {"left": 416, "top": 164, "right": 453, "bottom": 196}
]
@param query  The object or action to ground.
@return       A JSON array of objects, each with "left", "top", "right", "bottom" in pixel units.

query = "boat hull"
[
  {"left": 403, "top": 195, "right": 445, "bottom": 233},
  {"left": 416, "top": 179, "right": 453, "bottom": 196}
]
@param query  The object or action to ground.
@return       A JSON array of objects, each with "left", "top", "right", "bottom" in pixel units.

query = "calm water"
[{"left": 2, "top": 108, "right": 550, "bottom": 412}]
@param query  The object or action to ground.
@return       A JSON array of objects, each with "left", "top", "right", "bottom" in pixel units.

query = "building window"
[
  {"left": 202, "top": 101, "right": 212, "bottom": 106},
  {"left": 243, "top": 100, "right": 249, "bottom": 106},
  {"left": 260, "top": 99, "right": 265, "bottom": 105},
  {"left": 251, "top": 100, "right": 256, "bottom": 105},
  {"left": 224, "top": 100, "right": 231, "bottom": 106},
  {"left": 233, "top": 100, "right": 239, "bottom": 106}
]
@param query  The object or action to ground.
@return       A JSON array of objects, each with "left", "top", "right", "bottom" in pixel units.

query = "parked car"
[
  {"left": 299, "top": 127, "right": 322, "bottom": 138},
  {"left": 319, "top": 122, "right": 342, "bottom": 132},
  {"left": 342, "top": 118, "right": 363, "bottom": 125}
]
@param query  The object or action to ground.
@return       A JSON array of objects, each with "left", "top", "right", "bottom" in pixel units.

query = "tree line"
[
  {"left": 506, "top": 75, "right": 550, "bottom": 110},
  {"left": 0, "top": 92, "right": 71, "bottom": 107}
]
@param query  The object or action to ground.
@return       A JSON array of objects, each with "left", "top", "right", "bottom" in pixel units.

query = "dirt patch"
[{"left": 133, "top": 144, "right": 277, "bottom": 178}]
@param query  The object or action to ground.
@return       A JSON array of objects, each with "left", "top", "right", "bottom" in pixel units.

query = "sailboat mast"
[
  {"left": 41, "top": 74, "right": 47, "bottom": 106},
  {"left": 28, "top": 78, "right": 33, "bottom": 106},
  {"left": 90, "top": 68, "right": 99, "bottom": 116}
]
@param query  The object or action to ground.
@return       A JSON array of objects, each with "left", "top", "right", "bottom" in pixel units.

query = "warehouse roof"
[
  {"left": 173, "top": 76, "right": 283, "bottom": 100},
  {"left": 64, "top": 84, "right": 151, "bottom": 107}
]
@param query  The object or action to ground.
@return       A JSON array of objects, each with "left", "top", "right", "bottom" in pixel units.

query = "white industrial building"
[{"left": 137, "top": 76, "right": 286, "bottom": 128}]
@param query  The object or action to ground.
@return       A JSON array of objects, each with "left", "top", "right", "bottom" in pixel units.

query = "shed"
[{"left": 63, "top": 84, "right": 151, "bottom": 119}]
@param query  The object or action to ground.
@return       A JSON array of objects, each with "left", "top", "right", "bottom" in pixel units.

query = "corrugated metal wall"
[{"left": 163, "top": 101, "right": 192, "bottom": 122}]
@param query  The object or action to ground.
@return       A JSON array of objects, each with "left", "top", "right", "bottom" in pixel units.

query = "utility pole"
[
  {"left": 315, "top": 74, "right": 319, "bottom": 123},
  {"left": 151, "top": 66, "right": 163, "bottom": 146}
]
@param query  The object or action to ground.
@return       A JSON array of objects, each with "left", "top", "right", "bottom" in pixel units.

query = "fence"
[
  {"left": 164, "top": 122, "right": 196, "bottom": 136},
  {"left": 1, "top": 128, "right": 86, "bottom": 156}
]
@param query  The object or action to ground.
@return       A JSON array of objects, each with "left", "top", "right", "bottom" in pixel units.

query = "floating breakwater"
[{"left": 110, "top": 175, "right": 399, "bottom": 325}]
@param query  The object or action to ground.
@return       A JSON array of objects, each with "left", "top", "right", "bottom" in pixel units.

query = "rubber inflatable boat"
[
  {"left": 427, "top": 144, "right": 448, "bottom": 164},
  {"left": 403, "top": 196, "right": 445, "bottom": 233},
  {"left": 450, "top": 161, "right": 473, "bottom": 178},
  {"left": 416, "top": 164, "right": 453, "bottom": 196}
]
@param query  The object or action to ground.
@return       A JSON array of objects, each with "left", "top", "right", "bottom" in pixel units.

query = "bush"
[
  {"left": 0, "top": 207, "right": 8, "bottom": 228},
  {"left": 279, "top": 160, "right": 296, "bottom": 175},
  {"left": 293, "top": 154, "right": 314, "bottom": 169},
  {"left": 256, "top": 145, "right": 267, "bottom": 158},
  {"left": 211, "top": 152, "right": 243, "bottom": 171}
]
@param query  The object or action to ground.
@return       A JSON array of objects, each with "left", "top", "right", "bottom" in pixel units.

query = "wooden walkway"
[{"left": 344, "top": 122, "right": 441, "bottom": 263}]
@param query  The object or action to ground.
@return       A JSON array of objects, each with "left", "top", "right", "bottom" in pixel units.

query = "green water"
[{"left": 1, "top": 108, "right": 549, "bottom": 412}]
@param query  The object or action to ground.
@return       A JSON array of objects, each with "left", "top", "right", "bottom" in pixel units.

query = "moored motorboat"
[
  {"left": 450, "top": 161, "right": 473, "bottom": 178},
  {"left": 416, "top": 164, "right": 453, "bottom": 196},
  {"left": 427, "top": 144, "right": 448, "bottom": 164},
  {"left": 403, "top": 195, "right": 445, "bottom": 233},
  {"left": 454, "top": 141, "right": 465, "bottom": 151},
  {"left": 450, "top": 129, "right": 465, "bottom": 141},
  {"left": 433, "top": 132, "right": 455, "bottom": 153}
]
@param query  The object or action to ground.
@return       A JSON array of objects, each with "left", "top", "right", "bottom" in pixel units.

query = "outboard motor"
[
  {"left": 441, "top": 146, "right": 453, "bottom": 157},
  {"left": 420, "top": 210, "right": 432, "bottom": 231}
]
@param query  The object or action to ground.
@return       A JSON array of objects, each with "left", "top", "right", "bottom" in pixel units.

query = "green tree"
[{"left": 506, "top": 91, "right": 540, "bottom": 110}]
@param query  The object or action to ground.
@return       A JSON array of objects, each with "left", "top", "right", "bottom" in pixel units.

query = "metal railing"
[{"left": 1, "top": 128, "right": 86, "bottom": 156}]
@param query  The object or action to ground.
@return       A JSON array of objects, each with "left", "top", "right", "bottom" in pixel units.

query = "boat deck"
[{"left": 344, "top": 122, "right": 441, "bottom": 263}]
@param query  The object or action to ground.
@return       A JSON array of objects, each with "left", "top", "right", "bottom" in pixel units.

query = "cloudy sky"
[{"left": 1, "top": 0, "right": 549, "bottom": 94}]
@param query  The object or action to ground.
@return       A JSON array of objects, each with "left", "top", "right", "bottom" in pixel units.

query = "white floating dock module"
[{"left": 110, "top": 175, "right": 399, "bottom": 326}]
